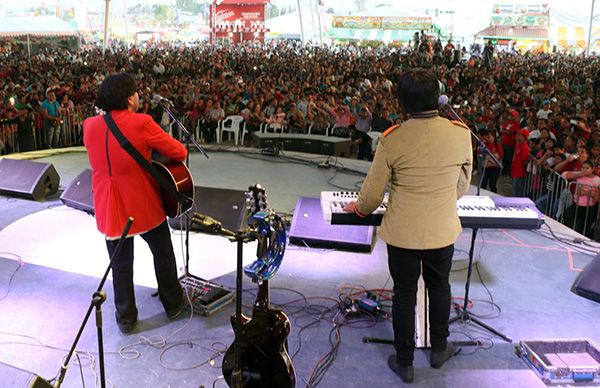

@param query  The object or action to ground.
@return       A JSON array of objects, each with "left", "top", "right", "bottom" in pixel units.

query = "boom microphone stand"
[
  {"left": 440, "top": 98, "right": 512, "bottom": 343},
  {"left": 160, "top": 100, "right": 208, "bottom": 276},
  {"left": 38, "top": 218, "right": 134, "bottom": 388}
]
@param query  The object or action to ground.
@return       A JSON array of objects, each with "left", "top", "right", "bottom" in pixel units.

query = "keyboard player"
[{"left": 342, "top": 69, "right": 472, "bottom": 383}]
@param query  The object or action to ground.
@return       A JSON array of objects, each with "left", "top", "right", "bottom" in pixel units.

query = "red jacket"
[{"left": 83, "top": 110, "right": 187, "bottom": 238}]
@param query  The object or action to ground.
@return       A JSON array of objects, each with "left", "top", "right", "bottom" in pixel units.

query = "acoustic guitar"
[
  {"left": 151, "top": 160, "right": 194, "bottom": 218},
  {"left": 221, "top": 184, "right": 295, "bottom": 388}
]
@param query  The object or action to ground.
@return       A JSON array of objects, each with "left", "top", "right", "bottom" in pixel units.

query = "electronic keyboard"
[{"left": 320, "top": 192, "right": 545, "bottom": 230}]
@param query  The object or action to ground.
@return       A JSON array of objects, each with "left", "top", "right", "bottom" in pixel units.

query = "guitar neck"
[{"left": 255, "top": 280, "right": 269, "bottom": 310}]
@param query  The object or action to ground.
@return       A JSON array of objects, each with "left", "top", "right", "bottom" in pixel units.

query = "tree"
[
  {"left": 153, "top": 4, "right": 172, "bottom": 21},
  {"left": 176, "top": 0, "right": 202, "bottom": 14}
]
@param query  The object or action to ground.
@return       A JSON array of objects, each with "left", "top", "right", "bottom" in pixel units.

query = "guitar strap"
[{"left": 103, "top": 112, "right": 192, "bottom": 210}]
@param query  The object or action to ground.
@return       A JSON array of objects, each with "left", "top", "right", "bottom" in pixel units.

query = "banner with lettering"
[{"left": 332, "top": 16, "right": 432, "bottom": 30}]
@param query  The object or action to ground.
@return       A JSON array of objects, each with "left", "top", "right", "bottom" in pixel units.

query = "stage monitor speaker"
[
  {"left": 289, "top": 196, "right": 374, "bottom": 252},
  {"left": 60, "top": 169, "right": 94, "bottom": 214},
  {"left": 0, "top": 158, "right": 59, "bottom": 201},
  {"left": 169, "top": 186, "right": 247, "bottom": 234},
  {"left": 0, "top": 360, "right": 54, "bottom": 388},
  {"left": 572, "top": 252, "right": 600, "bottom": 303}
]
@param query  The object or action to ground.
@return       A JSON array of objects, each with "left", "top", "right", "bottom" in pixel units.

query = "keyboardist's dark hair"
[{"left": 396, "top": 69, "right": 439, "bottom": 114}]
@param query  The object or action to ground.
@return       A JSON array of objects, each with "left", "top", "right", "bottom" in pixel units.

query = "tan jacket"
[{"left": 355, "top": 111, "right": 472, "bottom": 249}]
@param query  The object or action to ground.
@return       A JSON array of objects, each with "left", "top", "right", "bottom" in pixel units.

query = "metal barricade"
[
  {"left": 60, "top": 106, "right": 86, "bottom": 147},
  {"left": 0, "top": 123, "right": 17, "bottom": 155},
  {"left": 530, "top": 170, "right": 569, "bottom": 221},
  {"left": 564, "top": 181, "right": 600, "bottom": 237},
  {"left": 524, "top": 162, "right": 551, "bottom": 202}
]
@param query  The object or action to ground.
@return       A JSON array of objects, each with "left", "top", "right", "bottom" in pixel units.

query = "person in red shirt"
[
  {"left": 83, "top": 73, "right": 187, "bottom": 334},
  {"left": 479, "top": 129, "right": 504, "bottom": 193},
  {"left": 511, "top": 128, "right": 531, "bottom": 197},
  {"left": 501, "top": 109, "right": 520, "bottom": 173}
]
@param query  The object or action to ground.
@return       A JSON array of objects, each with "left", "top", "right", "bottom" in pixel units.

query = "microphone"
[
  {"left": 438, "top": 94, "right": 449, "bottom": 107},
  {"left": 152, "top": 94, "right": 174, "bottom": 107}
]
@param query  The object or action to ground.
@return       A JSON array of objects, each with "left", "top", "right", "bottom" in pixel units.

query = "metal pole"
[
  {"left": 297, "top": 0, "right": 305, "bottom": 44},
  {"left": 317, "top": 0, "right": 323, "bottom": 47},
  {"left": 27, "top": 34, "right": 31, "bottom": 60},
  {"left": 587, "top": 0, "right": 596, "bottom": 55},
  {"left": 103, "top": 0, "right": 110, "bottom": 56},
  {"left": 124, "top": 0, "right": 129, "bottom": 49}
]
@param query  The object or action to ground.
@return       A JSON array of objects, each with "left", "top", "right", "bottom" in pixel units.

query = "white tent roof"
[
  {"left": 0, "top": 16, "right": 79, "bottom": 37},
  {"left": 352, "top": 4, "right": 428, "bottom": 18},
  {"left": 265, "top": 11, "right": 302, "bottom": 38}
]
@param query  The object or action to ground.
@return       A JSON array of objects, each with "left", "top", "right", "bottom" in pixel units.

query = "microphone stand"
[
  {"left": 441, "top": 103, "right": 512, "bottom": 343},
  {"left": 50, "top": 218, "right": 134, "bottom": 388},
  {"left": 159, "top": 100, "right": 208, "bottom": 278}
]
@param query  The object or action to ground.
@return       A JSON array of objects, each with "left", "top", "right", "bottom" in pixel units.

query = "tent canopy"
[
  {"left": 475, "top": 26, "right": 548, "bottom": 41},
  {"left": 0, "top": 16, "right": 79, "bottom": 38},
  {"left": 353, "top": 4, "right": 428, "bottom": 18}
]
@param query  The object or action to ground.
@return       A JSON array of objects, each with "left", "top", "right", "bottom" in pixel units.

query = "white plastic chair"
[
  {"left": 265, "top": 122, "right": 285, "bottom": 134},
  {"left": 307, "top": 123, "right": 331, "bottom": 136},
  {"left": 218, "top": 115, "right": 245, "bottom": 145}
]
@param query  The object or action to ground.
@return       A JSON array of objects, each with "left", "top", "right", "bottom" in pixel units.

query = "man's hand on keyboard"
[{"left": 343, "top": 201, "right": 357, "bottom": 213}]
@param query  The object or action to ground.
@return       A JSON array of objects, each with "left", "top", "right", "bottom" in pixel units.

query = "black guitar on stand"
[{"left": 222, "top": 185, "right": 295, "bottom": 388}]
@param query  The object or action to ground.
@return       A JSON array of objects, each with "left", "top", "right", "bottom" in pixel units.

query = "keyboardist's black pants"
[{"left": 387, "top": 244, "right": 454, "bottom": 366}]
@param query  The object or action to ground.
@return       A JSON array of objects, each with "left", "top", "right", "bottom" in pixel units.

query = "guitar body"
[
  {"left": 151, "top": 160, "right": 194, "bottom": 217},
  {"left": 222, "top": 300, "right": 295, "bottom": 387}
]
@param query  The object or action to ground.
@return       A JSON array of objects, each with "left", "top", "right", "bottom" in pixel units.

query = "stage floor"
[{"left": 0, "top": 146, "right": 599, "bottom": 388}]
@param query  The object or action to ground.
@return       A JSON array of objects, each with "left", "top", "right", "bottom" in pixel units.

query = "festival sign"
[
  {"left": 492, "top": 3, "right": 549, "bottom": 15},
  {"left": 332, "top": 16, "right": 381, "bottom": 29},
  {"left": 491, "top": 15, "right": 549, "bottom": 27},
  {"left": 213, "top": 4, "right": 266, "bottom": 31},
  {"left": 490, "top": 3, "right": 549, "bottom": 27},
  {"left": 381, "top": 17, "right": 432, "bottom": 30},
  {"left": 332, "top": 16, "right": 432, "bottom": 30}
]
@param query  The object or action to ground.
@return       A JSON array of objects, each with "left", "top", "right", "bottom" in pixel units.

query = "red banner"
[{"left": 213, "top": 4, "right": 266, "bottom": 31}]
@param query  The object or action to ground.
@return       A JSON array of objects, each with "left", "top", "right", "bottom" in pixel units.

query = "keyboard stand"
[{"left": 448, "top": 227, "right": 512, "bottom": 343}]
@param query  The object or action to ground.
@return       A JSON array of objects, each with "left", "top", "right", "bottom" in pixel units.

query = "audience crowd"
[{"left": 1, "top": 39, "right": 600, "bottom": 234}]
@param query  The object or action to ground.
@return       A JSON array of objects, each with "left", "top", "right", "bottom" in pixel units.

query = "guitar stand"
[
  {"left": 448, "top": 228, "right": 512, "bottom": 343},
  {"left": 189, "top": 214, "right": 254, "bottom": 388}
]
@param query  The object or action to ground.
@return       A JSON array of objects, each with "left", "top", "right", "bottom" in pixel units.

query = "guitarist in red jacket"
[{"left": 83, "top": 73, "right": 187, "bottom": 334}]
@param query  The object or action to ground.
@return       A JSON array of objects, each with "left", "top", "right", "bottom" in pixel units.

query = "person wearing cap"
[
  {"left": 511, "top": 128, "right": 531, "bottom": 197},
  {"left": 536, "top": 100, "right": 552, "bottom": 120}
]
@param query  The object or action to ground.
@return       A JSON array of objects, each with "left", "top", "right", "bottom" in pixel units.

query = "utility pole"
[
  {"left": 587, "top": 0, "right": 596, "bottom": 55},
  {"left": 297, "top": 0, "right": 305, "bottom": 44},
  {"left": 103, "top": 0, "right": 110, "bottom": 56}
]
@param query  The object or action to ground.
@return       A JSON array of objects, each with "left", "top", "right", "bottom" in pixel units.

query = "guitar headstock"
[{"left": 246, "top": 184, "right": 268, "bottom": 215}]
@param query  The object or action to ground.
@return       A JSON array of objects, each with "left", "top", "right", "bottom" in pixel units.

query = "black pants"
[
  {"left": 481, "top": 167, "right": 501, "bottom": 193},
  {"left": 387, "top": 244, "right": 454, "bottom": 366},
  {"left": 106, "top": 220, "right": 183, "bottom": 325}
]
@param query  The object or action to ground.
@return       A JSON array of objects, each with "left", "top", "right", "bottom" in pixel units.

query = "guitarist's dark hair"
[{"left": 96, "top": 72, "right": 136, "bottom": 112}]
